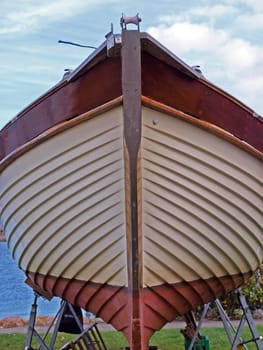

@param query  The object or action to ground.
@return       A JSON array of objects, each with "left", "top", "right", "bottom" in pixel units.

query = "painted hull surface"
[{"left": 0, "top": 26, "right": 262, "bottom": 349}]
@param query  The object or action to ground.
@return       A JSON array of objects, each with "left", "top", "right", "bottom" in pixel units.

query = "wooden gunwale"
[
  {"left": 141, "top": 51, "right": 263, "bottom": 152},
  {"left": 1, "top": 32, "right": 262, "bottom": 165},
  {"left": 142, "top": 96, "right": 263, "bottom": 160},
  {"left": 0, "top": 55, "right": 122, "bottom": 162},
  {"left": 140, "top": 33, "right": 258, "bottom": 114},
  {"left": 1, "top": 94, "right": 261, "bottom": 176},
  {"left": 0, "top": 97, "right": 123, "bottom": 172}
]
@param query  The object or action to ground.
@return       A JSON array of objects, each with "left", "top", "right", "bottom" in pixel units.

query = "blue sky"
[{"left": 1, "top": 0, "right": 262, "bottom": 130}]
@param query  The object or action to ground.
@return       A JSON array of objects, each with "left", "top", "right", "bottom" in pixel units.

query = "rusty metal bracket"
[
  {"left": 120, "top": 13, "right": 141, "bottom": 31},
  {"left": 105, "top": 23, "right": 122, "bottom": 57}
]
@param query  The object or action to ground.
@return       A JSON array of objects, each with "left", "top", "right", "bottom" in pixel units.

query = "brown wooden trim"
[
  {"left": 0, "top": 96, "right": 123, "bottom": 172},
  {"left": 25, "top": 277, "right": 53, "bottom": 300},
  {"left": 121, "top": 29, "right": 142, "bottom": 349},
  {"left": 141, "top": 32, "right": 256, "bottom": 115},
  {"left": 200, "top": 78, "right": 254, "bottom": 113},
  {"left": 26, "top": 270, "right": 252, "bottom": 348},
  {"left": 0, "top": 57, "right": 122, "bottom": 162},
  {"left": 122, "top": 29, "right": 142, "bottom": 292},
  {"left": 142, "top": 95, "right": 263, "bottom": 160},
  {"left": 141, "top": 52, "right": 263, "bottom": 152}
]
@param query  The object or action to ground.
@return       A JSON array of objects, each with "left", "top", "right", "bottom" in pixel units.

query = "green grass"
[{"left": 0, "top": 325, "right": 262, "bottom": 349}]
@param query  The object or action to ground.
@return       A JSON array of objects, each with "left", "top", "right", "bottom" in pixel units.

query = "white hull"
[{"left": 1, "top": 103, "right": 262, "bottom": 288}]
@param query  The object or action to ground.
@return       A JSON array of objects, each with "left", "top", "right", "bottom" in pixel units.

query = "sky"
[{"left": 0, "top": 0, "right": 262, "bottom": 130}]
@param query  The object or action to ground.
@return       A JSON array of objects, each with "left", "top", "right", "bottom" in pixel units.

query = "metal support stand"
[
  {"left": 184, "top": 289, "right": 263, "bottom": 350},
  {"left": 24, "top": 293, "right": 106, "bottom": 350},
  {"left": 24, "top": 292, "right": 56, "bottom": 350},
  {"left": 186, "top": 304, "right": 210, "bottom": 350},
  {"left": 230, "top": 289, "right": 262, "bottom": 350}
]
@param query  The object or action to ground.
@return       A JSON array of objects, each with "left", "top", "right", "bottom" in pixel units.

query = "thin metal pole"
[
  {"left": 187, "top": 303, "right": 210, "bottom": 350},
  {"left": 24, "top": 294, "right": 38, "bottom": 350},
  {"left": 48, "top": 300, "right": 67, "bottom": 349},
  {"left": 58, "top": 40, "right": 96, "bottom": 49},
  {"left": 235, "top": 290, "right": 263, "bottom": 350}
]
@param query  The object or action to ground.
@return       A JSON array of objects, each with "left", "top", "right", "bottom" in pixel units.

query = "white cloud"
[
  {"left": 159, "top": 4, "right": 238, "bottom": 29},
  {"left": 0, "top": 1, "right": 75, "bottom": 34},
  {"left": 222, "top": 0, "right": 263, "bottom": 28},
  {"left": 180, "top": 4, "right": 237, "bottom": 18},
  {"left": 236, "top": 12, "right": 263, "bottom": 29},
  {"left": 220, "top": 38, "right": 261, "bottom": 73},
  {"left": 0, "top": 0, "right": 116, "bottom": 35},
  {"left": 237, "top": 0, "right": 263, "bottom": 11},
  {"left": 148, "top": 22, "right": 229, "bottom": 56},
  {"left": 162, "top": 1, "right": 263, "bottom": 35}
]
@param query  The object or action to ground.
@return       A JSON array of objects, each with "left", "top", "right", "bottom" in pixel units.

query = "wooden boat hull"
[{"left": 0, "top": 26, "right": 262, "bottom": 349}]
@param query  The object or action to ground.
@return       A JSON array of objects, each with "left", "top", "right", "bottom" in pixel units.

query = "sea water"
[{"left": 0, "top": 242, "right": 60, "bottom": 319}]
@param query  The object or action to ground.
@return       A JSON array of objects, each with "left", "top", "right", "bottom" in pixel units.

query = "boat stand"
[
  {"left": 24, "top": 292, "right": 107, "bottom": 350},
  {"left": 185, "top": 289, "right": 263, "bottom": 350}
]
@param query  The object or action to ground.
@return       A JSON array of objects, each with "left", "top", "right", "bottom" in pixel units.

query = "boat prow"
[{"left": 0, "top": 15, "right": 262, "bottom": 350}]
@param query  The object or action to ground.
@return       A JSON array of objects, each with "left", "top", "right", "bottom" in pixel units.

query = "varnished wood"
[
  {"left": 121, "top": 29, "right": 143, "bottom": 349},
  {"left": 141, "top": 51, "right": 263, "bottom": 152}
]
